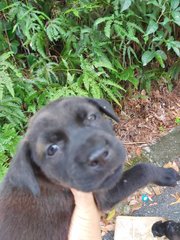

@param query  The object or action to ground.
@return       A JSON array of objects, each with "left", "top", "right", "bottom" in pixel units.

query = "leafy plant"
[
  {"left": 0, "top": 97, "right": 25, "bottom": 126},
  {"left": 0, "top": 52, "right": 22, "bottom": 99},
  {"left": 0, "top": 0, "right": 179, "bottom": 173},
  {"left": 175, "top": 116, "right": 180, "bottom": 125},
  {"left": 0, "top": 124, "right": 22, "bottom": 180}
]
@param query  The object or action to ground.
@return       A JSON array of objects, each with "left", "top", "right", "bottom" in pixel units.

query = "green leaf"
[
  {"left": 0, "top": 71, "right": 14, "bottom": 100},
  {"left": 161, "top": 17, "right": 170, "bottom": 26},
  {"left": 171, "top": 0, "right": 180, "bottom": 10},
  {"left": 119, "top": 67, "right": 139, "bottom": 88},
  {"left": 90, "top": 84, "right": 101, "bottom": 98},
  {"left": 147, "top": 0, "right": 160, "bottom": 7},
  {"left": 27, "top": 54, "right": 37, "bottom": 66},
  {"left": 67, "top": 72, "right": 75, "bottom": 84},
  {"left": 155, "top": 50, "right": 167, "bottom": 68},
  {"left": 0, "top": 0, "right": 7, "bottom": 11},
  {"left": 155, "top": 50, "right": 167, "bottom": 60},
  {"left": 93, "top": 56, "right": 114, "bottom": 71},
  {"left": 127, "top": 22, "right": 144, "bottom": 34},
  {"left": 141, "top": 51, "right": 155, "bottom": 66},
  {"left": 175, "top": 116, "right": 180, "bottom": 124},
  {"left": 104, "top": 20, "right": 113, "bottom": 38},
  {"left": 114, "top": 24, "right": 127, "bottom": 39},
  {"left": 145, "top": 20, "right": 158, "bottom": 35},
  {"left": 5, "top": 78, "right": 14, "bottom": 97},
  {"left": 102, "top": 85, "right": 120, "bottom": 105},
  {"left": 0, "top": 52, "right": 13, "bottom": 62},
  {"left": 172, "top": 10, "right": 180, "bottom": 26},
  {"left": 120, "top": 0, "right": 132, "bottom": 12},
  {"left": 11, "top": 40, "right": 19, "bottom": 54},
  {"left": 72, "top": 9, "right": 80, "bottom": 18},
  {"left": 104, "top": 80, "right": 125, "bottom": 91},
  {"left": 93, "top": 16, "right": 113, "bottom": 28},
  {"left": 119, "top": 68, "right": 132, "bottom": 80},
  {"left": 82, "top": 74, "right": 90, "bottom": 91},
  {"left": 172, "top": 46, "right": 180, "bottom": 56}
]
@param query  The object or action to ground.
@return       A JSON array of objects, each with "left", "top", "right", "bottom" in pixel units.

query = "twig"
[{"left": 124, "top": 142, "right": 147, "bottom": 145}]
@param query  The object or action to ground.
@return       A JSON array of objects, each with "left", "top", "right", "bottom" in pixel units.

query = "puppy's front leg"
[{"left": 95, "top": 163, "right": 180, "bottom": 211}]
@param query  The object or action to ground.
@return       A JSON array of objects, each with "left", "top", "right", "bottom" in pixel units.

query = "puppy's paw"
[
  {"left": 152, "top": 221, "right": 165, "bottom": 237},
  {"left": 154, "top": 168, "right": 180, "bottom": 187}
]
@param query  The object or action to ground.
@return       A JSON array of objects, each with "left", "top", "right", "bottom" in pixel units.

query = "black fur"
[
  {"left": 152, "top": 220, "right": 180, "bottom": 240},
  {"left": 0, "top": 97, "right": 179, "bottom": 240}
]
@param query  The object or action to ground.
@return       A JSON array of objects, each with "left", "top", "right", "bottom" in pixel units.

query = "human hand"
[{"left": 68, "top": 188, "right": 102, "bottom": 240}]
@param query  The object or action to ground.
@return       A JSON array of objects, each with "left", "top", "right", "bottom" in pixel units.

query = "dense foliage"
[{"left": 0, "top": 0, "right": 179, "bottom": 178}]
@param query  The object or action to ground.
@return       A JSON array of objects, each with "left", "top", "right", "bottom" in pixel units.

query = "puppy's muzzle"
[
  {"left": 88, "top": 147, "right": 109, "bottom": 167},
  {"left": 70, "top": 128, "right": 126, "bottom": 169}
]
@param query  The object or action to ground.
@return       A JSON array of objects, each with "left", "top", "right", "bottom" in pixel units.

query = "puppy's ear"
[
  {"left": 87, "top": 98, "right": 119, "bottom": 122},
  {"left": 7, "top": 140, "right": 40, "bottom": 195}
]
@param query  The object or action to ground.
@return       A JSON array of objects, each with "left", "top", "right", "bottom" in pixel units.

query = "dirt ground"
[{"left": 114, "top": 81, "right": 180, "bottom": 159}]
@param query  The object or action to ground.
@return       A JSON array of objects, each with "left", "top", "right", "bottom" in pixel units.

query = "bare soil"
[{"left": 114, "top": 82, "right": 180, "bottom": 159}]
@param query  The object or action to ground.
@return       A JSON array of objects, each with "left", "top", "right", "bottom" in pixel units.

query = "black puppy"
[
  {"left": 0, "top": 97, "right": 179, "bottom": 240},
  {"left": 152, "top": 220, "right": 180, "bottom": 240}
]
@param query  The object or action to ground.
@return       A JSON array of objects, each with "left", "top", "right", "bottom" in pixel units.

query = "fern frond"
[
  {"left": 31, "top": 31, "right": 47, "bottom": 58},
  {"left": 101, "top": 84, "right": 121, "bottom": 105},
  {"left": 94, "top": 16, "right": 113, "bottom": 28},
  {"left": 90, "top": 84, "right": 102, "bottom": 99},
  {"left": 0, "top": 69, "right": 14, "bottom": 100},
  {"left": 103, "top": 80, "right": 125, "bottom": 91},
  {"left": 0, "top": 98, "right": 25, "bottom": 127},
  {"left": 46, "top": 18, "right": 66, "bottom": 41},
  {"left": 104, "top": 20, "right": 113, "bottom": 38}
]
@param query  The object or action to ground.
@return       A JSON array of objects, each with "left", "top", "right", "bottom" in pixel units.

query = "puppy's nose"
[{"left": 88, "top": 148, "right": 109, "bottom": 167}]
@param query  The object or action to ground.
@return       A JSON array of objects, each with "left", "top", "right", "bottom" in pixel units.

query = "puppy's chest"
[
  {"left": 0, "top": 189, "right": 74, "bottom": 240},
  {"left": 13, "top": 188, "right": 74, "bottom": 218}
]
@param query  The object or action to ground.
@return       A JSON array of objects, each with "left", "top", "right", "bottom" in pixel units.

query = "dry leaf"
[
  {"left": 143, "top": 187, "right": 152, "bottom": 195},
  {"left": 101, "top": 223, "right": 115, "bottom": 236},
  {"left": 170, "top": 193, "right": 180, "bottom": 205},
  {"left": 163, "top": 161, "right": 179, "bottom": 172},
  {"left": 152, "top": 186, "right": 162, "bottom": 196},
  {"left": 129, "top": 199, "right": 139, "bottom": 206},
  {"left": 170, "top": 198, "right": 180, "bottom": 205},
  {"left": 135, "top": 147, "right": 142, "bottom": 156},
  {"left": 104, "top": 224, "right": 115, "bottom": 231},
  {"left": 131, "top": 203, "right": 142, "bottom": 212},
  {"left": 106, "top": 208, "right": 116, "bottom": 221}
]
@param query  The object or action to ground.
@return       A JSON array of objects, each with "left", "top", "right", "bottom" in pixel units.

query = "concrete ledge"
[{"left": 114, "top": 216, "right": 167, "bottom": 240}]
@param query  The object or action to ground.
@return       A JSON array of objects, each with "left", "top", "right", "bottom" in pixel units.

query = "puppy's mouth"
[
  {"left": 70, "top": 164, "right": 122, "bottom": 192},
  {"left": 100, "top": 165, "right": 122, "bottom": 188}
]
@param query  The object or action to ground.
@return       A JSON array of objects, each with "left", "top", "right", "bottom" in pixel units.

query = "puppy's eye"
[
  {"left": 87, "top": 114, "right": 96, "bottom": 121},
  {"left": 47, "top": 144, "right": 59, "bottom": 156}
]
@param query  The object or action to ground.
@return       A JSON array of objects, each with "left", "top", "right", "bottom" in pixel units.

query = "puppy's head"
[{"left": 7, "top": 97, "right": 126, "bottom": 194}]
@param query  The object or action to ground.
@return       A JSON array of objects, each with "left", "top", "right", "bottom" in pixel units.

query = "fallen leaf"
[
  {"left": 170, "top": 193, "right": 180, "bottom": 205},
  {"left": 152, "top": 186, "right": 162, "bottom": 196},
  {"left": 104, "top": 224, "right": 115, "bottom": 231},
  {"left": 135, "top": 147, "right": 142, "bottom": 156},
  {"left": 101, "top": 223, "right": 115, "bottom": 235},
  {"left": 106, "top": 208, "right": 116, "bottom": 221},
  {"left": 143, "top": 187, "right": 152, "bottom": 195},
  {"left": 129, "top": 199, "right": 139, "bottom": 206},
  {"left": 163, "top": 161, "right": 179, "bottom": 172},
  {"left": 170, "top": 198, "right": 180, "bottom": 205},
  {"left": 131, "top": 203, "right": 142, "bottom": 212}
]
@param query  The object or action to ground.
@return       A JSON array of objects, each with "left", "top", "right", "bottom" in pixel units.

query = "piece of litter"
[
  {"left": 149, "top": 202, "right": 158, "bottom": 207},
  {"left": 142, "top": 194, "right": 149, "bottom": 202}
]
